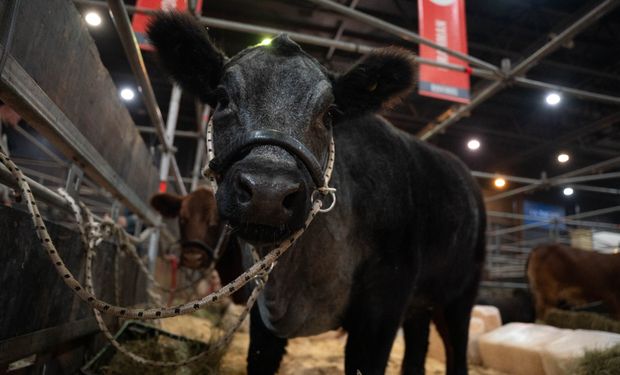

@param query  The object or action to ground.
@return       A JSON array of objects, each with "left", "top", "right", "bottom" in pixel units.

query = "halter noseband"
[
  {"left": 179, "top": 239, "right": 215, "bottom": 260},
  {"left": 203, "top": 115, "right": 336, "bottom": 213},
  {"left": 208, "top": 129, "right": 326, "bottom": 188}
]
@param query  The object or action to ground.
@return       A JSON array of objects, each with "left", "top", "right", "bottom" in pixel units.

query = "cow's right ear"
[
  {"left": 147, "top": 12, "right": 226, "bottom": 104},
  {"left": 150, "top": 192, "right": 183, "bottom": 218},
  {"left": 333, "top": 47, "right": 416, "bottom": 117}
]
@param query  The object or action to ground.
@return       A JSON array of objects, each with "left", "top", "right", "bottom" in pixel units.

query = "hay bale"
[
  {"left": 101, "top": 335, "right": 223, "bottom": 375},
  {"left": 544, "top": 308, "right": 620, "bottom": 334},
  {"left": 572, "top": 343, "right": 620, "bottom": 375},
  {"left": 540, "top": 330, "right": 620, "bottom": 375}
]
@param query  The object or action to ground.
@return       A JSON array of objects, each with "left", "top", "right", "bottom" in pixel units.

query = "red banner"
[
  {"left": 418, "top": 0, "right": 470, "bottom": 103},
  {"left": 132, "top": 0, "right": 204, "bottom": 51}
]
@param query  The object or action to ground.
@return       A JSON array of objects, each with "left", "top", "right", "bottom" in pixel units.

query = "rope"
[
  {"left": 0, "top": 139, "right": 334, "bottom": 319},
  {"left": 58, "top": 188, "right": 264, "bottom": 367}
]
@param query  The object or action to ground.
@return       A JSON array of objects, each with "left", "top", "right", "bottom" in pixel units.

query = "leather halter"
[
  {"left": 179, "top": 239, "right": 215, "bottom": 260},
  {"left": 177, "top": 223, "right": 233, "bottom": 269},
  {"left": 208, "top": 129, "right": 326, "bottom": 188}
]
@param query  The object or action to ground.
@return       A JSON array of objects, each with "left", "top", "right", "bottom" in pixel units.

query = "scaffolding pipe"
[
  {"left": 74, "top": 0, "right": 495, "bottom": 78},
  {"left": 74, "top": 1, "right": 620, "bottom": 107},
  {"left": 486, "top": 155, "right": 620, "bottom": 202},
  {"left": 487, "top": 211, "right": 620, "bottom": 230},
  {"left": 487, "top": 205, "right": 620, "bottom": 236},
  {"left": 571, "top": 184, "right": 620, "bottom": 195},
  {"left": 0, "top": 162, "right": 175, "bottom": 243},
  {"left": 325, "top": 0, "right": 360, "bottom": 60},
  {"left": 558, "top": 171, "right": 620, "bottom": 184},
  {"left": 190, "top": 106, "right": 210, "bottom": 191},
  {"left": 306, "top": 0, "right": 500, "bottom": 73},
  {"left": 137, "top": 126, "right": 200, "bottom": 139},
  {"left": 106, "top": 0, "right": 186, "bottom": 195},
  {"left": 158, "top": 84, "right": 186, "bottom": 194},
  {"left": 514, "top": 77, "right": 620, "bottom": 106},
  {"left": 418, "top": 0, "right": 620, "bottom": 140},
  {"left": 472, "top": 170, "right": 620, "bottom": 196}
]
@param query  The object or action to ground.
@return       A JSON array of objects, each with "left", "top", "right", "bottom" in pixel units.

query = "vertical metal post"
[
  {"left": 159, "top": 84, "right": 182, "bottom": 193},
  {"left": 147, "top": 228, "right": 160, "bottom": 273},
  {"left": 190, "top": 105, "right": 210, "bottom": 191}
]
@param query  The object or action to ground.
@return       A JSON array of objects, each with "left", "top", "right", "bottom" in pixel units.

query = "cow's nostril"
[
  {"left": 237, "top": 174, "right": 253, "bottom": 204},
  {"left": 283, "top": 188, "right": 301, "bottom": 211}
]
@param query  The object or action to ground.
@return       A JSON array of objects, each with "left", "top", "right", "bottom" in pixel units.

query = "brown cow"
[
  {"left": 150, "top": 187, "right": 246, "bottom": 304},
  {"left": 527, "top": 243, "right": 620, "bottom": 320}
]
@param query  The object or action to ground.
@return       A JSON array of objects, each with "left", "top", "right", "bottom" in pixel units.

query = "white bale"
[
  {"left": 472, "top": 305, "right": 502, "bottom": 331},
  {"left": 469, "top": 305, "right": 502, "bottom": 365},
  {"left": 478, "top": 322, "right": 564, "bottom": 375},
  {"left": 467, "top": 317, "right": 487, "bottom": 365},
  {"left": 540, "top": 329, "right": 620, "bottom": 375}
]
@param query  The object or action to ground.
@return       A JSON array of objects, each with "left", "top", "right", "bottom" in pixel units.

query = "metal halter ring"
[
  {"left": 254, "top": 260, "right": 276, "bottom": 287},
  {"left": 312, "top": 187, "right": 337, "bottom": 213}
]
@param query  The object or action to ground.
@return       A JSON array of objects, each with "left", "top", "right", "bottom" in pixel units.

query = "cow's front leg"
[
  {"left": 247, "top": 304, "right": 288, "bottom": 375},
  {"left": 343, "top": 269, "right": 413, "bottom": 375}
]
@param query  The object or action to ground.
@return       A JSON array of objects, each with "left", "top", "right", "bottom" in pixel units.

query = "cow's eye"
[
  {"left": 213, "top": 87, "right": 230, "bottom": 110},
  {"left": 322, "top": 104, "right": 339, "bottom": 127}
]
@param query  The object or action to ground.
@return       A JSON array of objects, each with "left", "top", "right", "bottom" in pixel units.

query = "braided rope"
[
  {"left": 0, "top": 138, "right": 334, "bottom": 319},
  {"left": 57, "top": 189, "right": 263, "bottom": 367}
]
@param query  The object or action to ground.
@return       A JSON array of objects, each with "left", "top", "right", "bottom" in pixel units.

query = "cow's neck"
[{"left": 251, "top": 165, "right": 365, "bottom": 338}]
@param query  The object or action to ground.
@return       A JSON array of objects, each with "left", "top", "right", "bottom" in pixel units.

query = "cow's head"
[
  {"left": 150, "top": 187, "right": 221, "bottom": 268},
  {"left": 148, "top": 13, "right": 415, "bottom": 244}
]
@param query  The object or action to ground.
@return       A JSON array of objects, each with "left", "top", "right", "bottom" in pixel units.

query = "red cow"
[{"left": 527, "top": 243, "right": 620, "bottom": 320}]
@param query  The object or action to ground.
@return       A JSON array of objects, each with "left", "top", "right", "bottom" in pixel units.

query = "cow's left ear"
[
  {"left": 147, "top": 12, "right": 226, "bottom": 104},
  {"left": 333, "top": 47, "right": 416, "bottom": 117},
  {"left": 150, "top": 192, "right": 183, "bottom": 218}
]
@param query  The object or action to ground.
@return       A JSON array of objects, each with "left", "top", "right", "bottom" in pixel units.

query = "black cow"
[{"left": 148, "top": 13, "right": 486, "bottom": 375}]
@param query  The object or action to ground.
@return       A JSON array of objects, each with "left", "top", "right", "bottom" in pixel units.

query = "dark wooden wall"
[{"left": 0, "top": 205, "right": 147, "bottom": 373}]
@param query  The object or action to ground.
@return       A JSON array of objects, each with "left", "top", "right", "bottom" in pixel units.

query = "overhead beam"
[
  {"left": 74, "top": 0, "right": 620, "bottom": 109},
  {"left": 418, "top": 0, "right": 620, "bottom": 140},
  {"left": 484, "top": 155, "right": 620, "bottom": 202},
  {"left": 473, "top": 170, "right": 620, "bottom": 195},
  {"left": 306, "top": 0, "right": 501, "bottom": 72}
]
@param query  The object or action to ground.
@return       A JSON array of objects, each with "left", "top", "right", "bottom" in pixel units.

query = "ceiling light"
[
  {"left": 545, "top": 92, "right": 561, "bottom": 106},
  {"left": 557, "top": 153, "right": 570, "bottom": 163},
  {"left": 259, "top": 38, "right": 272, "bottom": 46},
  {"left": 85, "top": 12, "right": 102, "bottom": 27},
  {"left": 563, "top": 187, "right": 574, "bottom": 196},
  {"left": 494, "top": 178, "right": 506, "bottom": 189},
  {"left": 120, "top": 87, "right": 135, "bottom": 101},
  {"left": 467, "top": 139, "right": 481, "bottom": 151}
]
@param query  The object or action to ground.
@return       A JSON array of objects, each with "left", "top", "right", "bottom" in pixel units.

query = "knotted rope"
[
  {"left": 0, "top": 132, "right": 335, "bottom": 319},
  {"left": 56, "top": 188, "right": 261, "bottom": 366}
]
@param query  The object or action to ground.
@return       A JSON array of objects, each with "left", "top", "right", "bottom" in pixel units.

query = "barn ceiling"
[{"left": 74, "top": 0, "right": 620, "bottom": 219}]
